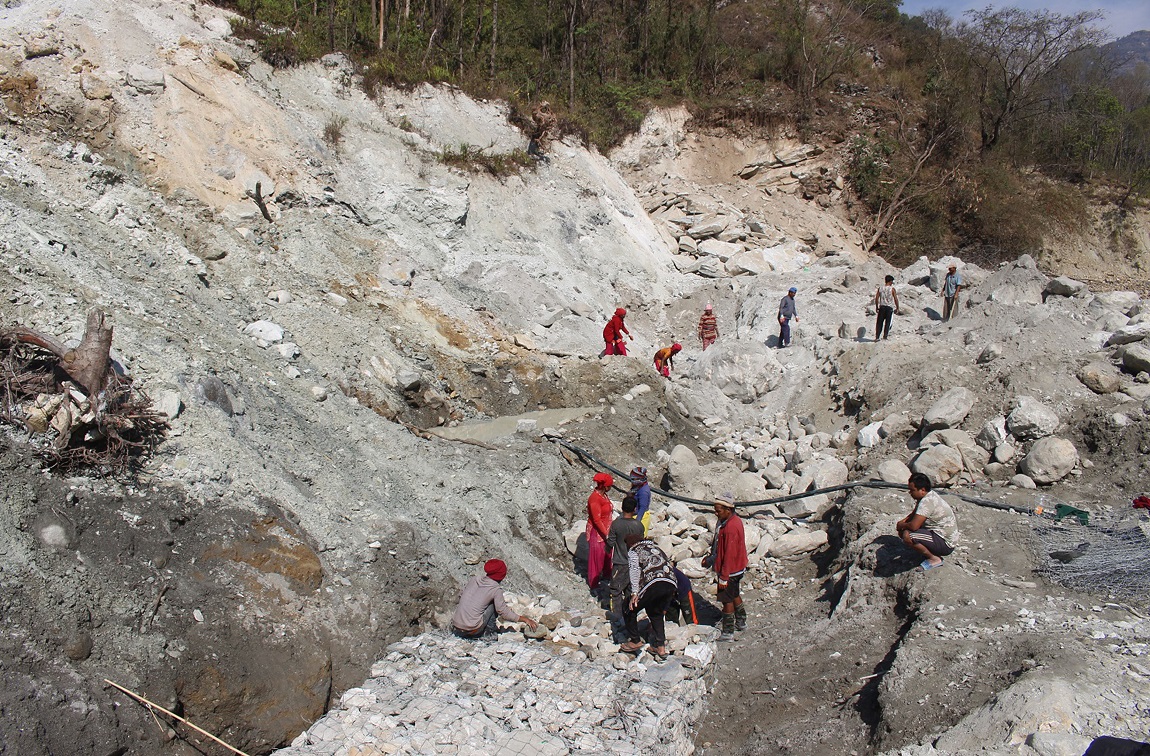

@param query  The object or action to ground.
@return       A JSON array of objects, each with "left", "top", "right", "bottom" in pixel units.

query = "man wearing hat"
[
  {"left": 702, "top": 492, "right": 748, "bottom": 641},
  {"left": 452, "top": 559, "right": 539, "bottom": 639},
  {"left": 941, "top": 264, "right": 963, "bottom": 322},
  {"left": 777, "top": 287, "right": 799, "bottom": 348},
  {"left": 697, "top": 303, "right": 719, "bottom": 350}
]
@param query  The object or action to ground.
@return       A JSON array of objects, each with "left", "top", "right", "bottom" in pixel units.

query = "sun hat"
[{"left": 715, "top": 492, "right": 736, "bottom": 508}]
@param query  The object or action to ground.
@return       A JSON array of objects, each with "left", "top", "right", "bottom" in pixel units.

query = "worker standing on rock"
[
  {"left": 603, "top": 308, "right": 632, "bottom": 356},
  {"left": 606, "top": 496, "right": 645, "bottom": 639},
  {"left": 941, "top": 264, "right": 963, "bottom": 322},
  {"left": 778, "top": 287, "right": 799, "bottom": 348},
  {"left": 698, "top": 304, "right": 719, "bottom": 350},
  {"left": 629, "top": 466, "right": 652, "bottom": 534},
  {"left": 874, "top": 275, "right": 900, "bottom": 340},
  {"left": 451, "top": 559, "right": 538, "bottom": 638},
  {"left": 703, "top": 492, "right": 748, "bottom": 641},
  {"left": 653, "top": 343, "right": 682, "bottom": 378},
  {"left": 619, "top": 533, "right": 677, "bottom": 660},
  {"left": 897, "top": 473, "right": 958, "bottom": 571},
  {"left": 586, "top": 472, "right": 615, "bottom": 599}
]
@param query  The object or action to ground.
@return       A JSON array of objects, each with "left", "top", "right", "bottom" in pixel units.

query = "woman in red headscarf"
[
  {"left": 586, "top": 472, "right": 615, "bottom": 592},
  {"left": 653, "top": 343, "right": 682, "bottom": 378},
  {"left": 603, "top": 308, "right": 632, "bottom": 356}
]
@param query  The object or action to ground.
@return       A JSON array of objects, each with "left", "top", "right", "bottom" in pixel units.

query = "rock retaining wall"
[{"left": 276, "top": 629, "right": 716, "bottom": 755}]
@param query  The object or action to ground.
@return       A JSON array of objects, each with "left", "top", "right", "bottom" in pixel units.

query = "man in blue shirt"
[
  {"left": 777, "top": 287, "right": 799, "bottom": 347},
  {"left": 941, "top": 265, "right": 963, "bottom": 322}
]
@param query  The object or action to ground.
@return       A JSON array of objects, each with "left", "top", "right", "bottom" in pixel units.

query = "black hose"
[{"left": 547, "top": 435, "right": 1035, "bottom": 516}]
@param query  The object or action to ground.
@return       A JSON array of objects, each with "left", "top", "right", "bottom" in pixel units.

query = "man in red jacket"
[
  {"left": 702, "top": 491, "right": 748, "bottom": 642},
  {"left": 602, "top": 307, "right": 632, "bottom": 356}
]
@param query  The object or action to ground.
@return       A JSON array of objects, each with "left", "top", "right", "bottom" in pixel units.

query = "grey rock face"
[
  {"left": 911, "top": 444, "right": 964, "bottom": 487},
  {"left": 1043, "top": 276, "right": 1088, "bottom": 298},
  {"left": 126, "top": 65, "right": 166, "bottom": 94},
  {"left": 1124, "top": 344, "right": 1150, "bottom": 375}
]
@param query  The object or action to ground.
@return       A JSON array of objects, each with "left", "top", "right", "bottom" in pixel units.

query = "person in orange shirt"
[
  {"left": 585, "top": 472, "right": 615, "bottom": 597},
  {"left": 653, "top": 343, "right": 682, "bottom": 378}
]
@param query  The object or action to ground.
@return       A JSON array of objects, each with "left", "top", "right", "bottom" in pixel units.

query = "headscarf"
[
  {"left": 629, "top": 466, "right": 647, "bottom": 485},
  {"left": 484, "top": 559, "right": 508, "bottom": 581},
  {"left": 614, "top": 307, "right": 627, "bottom": 317},
  {"left": 593, "top": 472, "right": 614, "bottom": 488},
  {"left": 671, "top": 343, "right": 682, "bottom": 352}
]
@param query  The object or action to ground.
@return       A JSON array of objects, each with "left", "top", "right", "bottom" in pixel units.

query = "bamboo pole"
[{"left": 103, "top": 679, "right": 253, "bottom": 756}]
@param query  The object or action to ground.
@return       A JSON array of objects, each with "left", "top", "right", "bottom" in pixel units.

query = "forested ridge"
[{"left": 216, "top": 0, "right": 1150, "bottom": 260}]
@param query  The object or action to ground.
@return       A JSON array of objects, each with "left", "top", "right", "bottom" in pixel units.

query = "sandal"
[
  {"left": 652, "top": 649, "right": 673, "bottom": 662},
  {"left": 619, "top": 641, "right": 645, "bottom": 654}
]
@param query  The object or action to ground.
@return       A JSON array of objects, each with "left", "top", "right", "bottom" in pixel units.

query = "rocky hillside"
[{"left": 0, "top": 1, "right": 1148, "bottom": 755}]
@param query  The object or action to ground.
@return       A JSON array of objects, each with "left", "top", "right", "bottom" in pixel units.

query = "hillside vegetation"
[{"left": 214, "top": 0, "right": 1150, "bottom": 262}]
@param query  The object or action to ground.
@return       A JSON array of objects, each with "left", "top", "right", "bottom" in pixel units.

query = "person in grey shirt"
[
  {"left": 777, "top": 287, "right": 799, "bottom": 347},
  {"left": 941, "top": 265, "right": 963, "bottom": 322},
  {"left": 606, "top": 496, "right": 645, "bottom": 637},
  {"left": 451, "top": 559, "right": 538, "bottom": 638}
]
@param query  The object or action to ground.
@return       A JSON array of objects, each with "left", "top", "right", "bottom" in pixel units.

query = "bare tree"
[{"left": 955, "top": 7, "right": 1105, "bottom": 154}]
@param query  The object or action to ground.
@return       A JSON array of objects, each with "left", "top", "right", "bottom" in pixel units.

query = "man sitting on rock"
[
  {"left": 451, "top": 559, "right": 538, "bottom": 638},
  {"left": 898, "top": 474, "right": 959, "bottom": 571}
]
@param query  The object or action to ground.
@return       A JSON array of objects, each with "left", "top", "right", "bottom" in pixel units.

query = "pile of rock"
[
  {"left": 276, "top": 629, "right": 714, "bottom": 755},
  {"left": 638, "top": 185, "right": 815, "bottom": 278}
]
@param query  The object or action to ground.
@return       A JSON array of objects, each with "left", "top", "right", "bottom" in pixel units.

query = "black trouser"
[
  {"left": 624, "top": 582, "right": 675, "bottom": 647},
  {"left": 876, "top": 305, "right": 893, "bottom": 340},
  {"left": 943, "top": 296, "right": 957, "bottom": 321}
]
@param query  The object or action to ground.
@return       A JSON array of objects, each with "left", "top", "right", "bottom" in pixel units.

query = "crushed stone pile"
[{"left": 276, "top": 628, "right": 715, "bottom": 756}]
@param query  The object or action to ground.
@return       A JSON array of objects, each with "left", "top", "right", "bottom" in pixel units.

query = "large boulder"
[
  {"left": 668, "top": 445, "right": 701, "bottom": 485},
  {"left": 1104, "top": 322, "right": 1150, "bottom": 346},
  {"left": 1077, "top": 364, "right": 1121, "bottom": 394},
  {"left": 686, "top": 341, "right": 783, "bottom": 403},
  {"left": 1124, "top": 344, "right": 1150, "bottom": 375},
  {"left": 922, "top": 387, "right": 976, "bottom": 431},
  {"left": 1043, "top": 276, "right": 1089, "bottom": 298},
  {"left": 875, "top": 459, "right": 911, "bottom": 484},
  {"left": 1090, "top": 291, "right": 1141, "bottom": 317},
  {"left": 976, "top": 416, "right": 1008, "bottom": 452},
  {"left": 911, "top": 445, "right": 964, "bottom": 487},
  {"left": 769, "top": 528, "right": 829, "bottom": 558},
  {"left": 1006, "top": 396, "right": 1060, "bottom": 441},
  {"left": 1018, "top": 437, "right": 1078, "bottom": 484},
  {"left": 809, "top": 458, "right": 849, "bottom": 489}
]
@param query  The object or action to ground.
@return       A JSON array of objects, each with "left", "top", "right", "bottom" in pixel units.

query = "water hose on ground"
[{"left": 546, "top": 435, "right": 1034, "bottom": 516}]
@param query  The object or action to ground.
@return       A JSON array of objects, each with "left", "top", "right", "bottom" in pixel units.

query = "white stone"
[
  {"left": 857, "top": 421, "right": 883, "bottom": 448},
  {"left": 243, "top": 320, "right": 285, "bottom": 343},
  {"left": 875, "top": 459, "right": 911, "bottom": 484},
  {"left": 911, "top": 444, "right": 963, "bottom": 487}
]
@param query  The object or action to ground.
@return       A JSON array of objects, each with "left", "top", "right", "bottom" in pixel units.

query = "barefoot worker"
[{"left": 897, "top": 473, "right": 959, "bottom": 571}]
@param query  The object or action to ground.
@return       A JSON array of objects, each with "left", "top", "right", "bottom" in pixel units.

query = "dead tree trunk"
[{"left": 7, "top": 309, "right": 114, "bottom": 396}]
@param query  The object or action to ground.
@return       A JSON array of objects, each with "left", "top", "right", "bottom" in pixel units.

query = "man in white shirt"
[{"left": 897, "top": 473, "right": 958, "bottom": 571}]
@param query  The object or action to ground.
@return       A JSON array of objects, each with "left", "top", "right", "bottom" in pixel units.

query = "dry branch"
[{"left": 103, "top": 679, "right": 253, "bottom": 756}]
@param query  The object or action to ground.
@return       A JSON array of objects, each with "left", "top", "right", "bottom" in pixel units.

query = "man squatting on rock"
[
  {"left": 874, "top": 274, "right": 900, "bottom": 340},
  {"left": 777, "top": 287, "right": 798, "bottom": 348},
  {"left": 897, "top": 473, "right": 959, "bottom": 571},
  {"left": 702, "top": 492, "right": 748, "bottom": 641},
  {"left": 451, "top": 559, "right": 538, "bottom": 638}
]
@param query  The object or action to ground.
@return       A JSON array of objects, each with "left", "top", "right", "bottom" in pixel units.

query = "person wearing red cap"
[
  {"left": 602, "top": 308, "right": 632, "bottom": 356},
  {"left": 653, "top": 343, "right": 682, "bottom": 378},
  {"left": 451, "top": 559, "right": 538, "bottom": 639},
  {"left": 586, "top": 472, "right": 615, "bottom": 596},
  {"left": 697, "top": 304, "right": 718, "bottom": 350}
]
